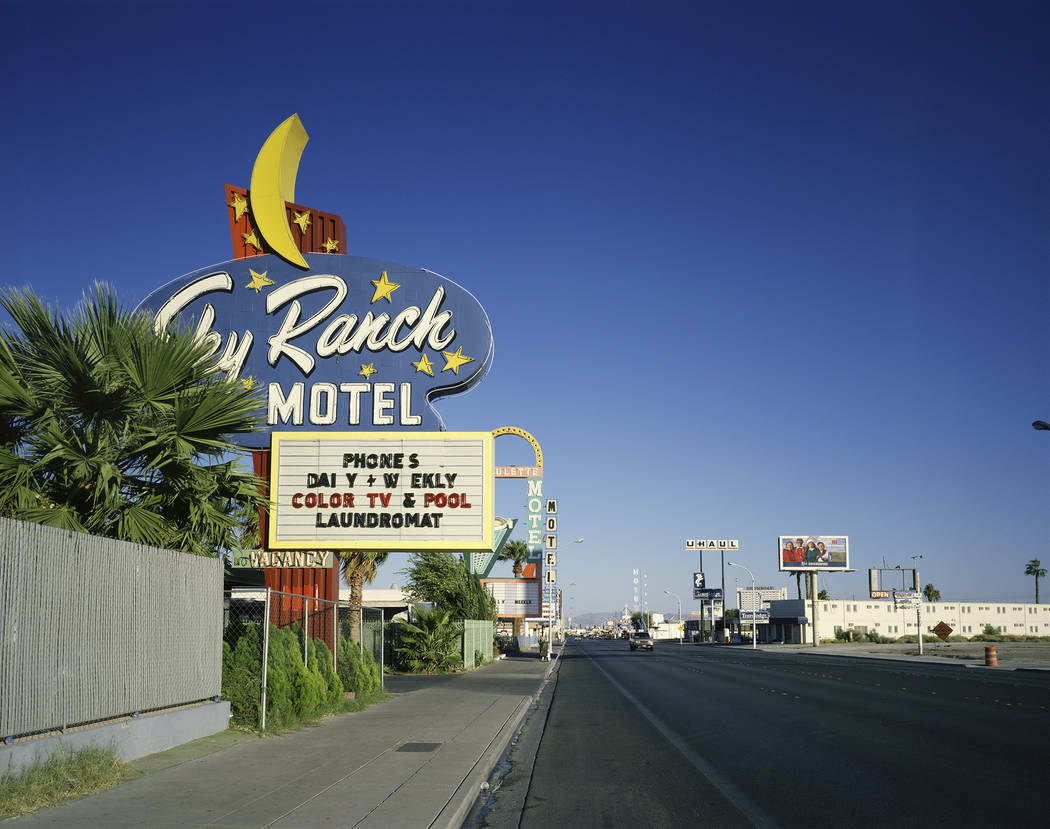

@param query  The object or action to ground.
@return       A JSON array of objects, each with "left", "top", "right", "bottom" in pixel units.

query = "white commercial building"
[
  {"left": 814, "top": 599, "right": 1050, "bottom": 640},
  {"left": 749, "top": 598, "right": 1050, "bottom": 644}
]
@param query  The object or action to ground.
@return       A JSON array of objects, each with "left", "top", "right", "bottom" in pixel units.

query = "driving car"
[{"left": 628, "top": 631, "right": 654, "bottom": 651}]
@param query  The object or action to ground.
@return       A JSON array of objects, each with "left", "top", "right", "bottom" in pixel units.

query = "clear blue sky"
[{"left": 5, "top": 1, "right": 1047, "bottom": 616}]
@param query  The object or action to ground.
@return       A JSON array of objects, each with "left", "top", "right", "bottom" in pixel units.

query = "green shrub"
[
  {"left": 337, "top": 636, "right": 381, "bottom": 697},
  {"left": 310, "top": 638, "right": 344, "bottom": 707},
  {"left": 864, "top": 630, "right": 882, "bottom": 643},
  {"left": 221, "top": 622, "right": 391, "bottom": 731},
  {"left": 222, "top": 624, "right": 264, "bottom": 727},
  {"left": 394, "top": 605, "right": 463, "bottom": 673}
]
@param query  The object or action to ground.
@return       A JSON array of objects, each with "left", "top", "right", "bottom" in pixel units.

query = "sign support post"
[
  {"left": 811, "top": 572, "right": 819, "bottom": 648},
  {"left": 915, "top": 564, "right": 923, "bottom": 656}
]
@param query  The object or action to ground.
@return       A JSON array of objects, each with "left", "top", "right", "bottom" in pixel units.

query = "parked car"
[{"left": 629, "top": 631, "right": 654, "bottom": 651}]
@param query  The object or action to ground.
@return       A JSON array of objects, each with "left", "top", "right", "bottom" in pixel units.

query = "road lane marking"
[{"left": 581, "top": 648, "right": 782, "bottom": 829}]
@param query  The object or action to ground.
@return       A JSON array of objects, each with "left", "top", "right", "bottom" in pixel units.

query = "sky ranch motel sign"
[
  {"left": 140, "top": 257, "right": 493, "bottom": 448},
  {"left": 136, "top": 115, "right": 498, "bottom": 558},
  {"left": 137, "top": 116, "right": 493, "bottom": 449}
]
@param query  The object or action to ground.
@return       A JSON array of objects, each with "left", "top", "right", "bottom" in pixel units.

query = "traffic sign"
[{"left": 693, "top": 572, "right": 705, "bottom": 589}]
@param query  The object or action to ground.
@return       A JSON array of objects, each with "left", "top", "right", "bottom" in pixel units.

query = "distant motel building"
[
  {"left": 744, "top": 591, "right": 1050, "bottom": 643},
  {"left": 817, "top": 599, "right": 1050, "bottom": 639}
]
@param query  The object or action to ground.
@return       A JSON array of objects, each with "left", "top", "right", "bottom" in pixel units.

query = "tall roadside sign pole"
[{"left": 687, "top": 539, "right": 737, "bottom": 642}]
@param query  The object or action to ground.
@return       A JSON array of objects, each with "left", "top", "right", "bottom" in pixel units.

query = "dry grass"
[{"left": 0, "top": 744, "right": 128, "bottom": 818}]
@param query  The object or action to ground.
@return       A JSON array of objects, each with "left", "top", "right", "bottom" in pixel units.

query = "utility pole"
[{"left": 912, "top": 554, "right": 924, "bottom": 655}]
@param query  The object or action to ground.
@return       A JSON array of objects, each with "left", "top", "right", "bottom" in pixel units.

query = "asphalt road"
[{"left": 475, "top": 638, "right": 1049, "bottom": 829}]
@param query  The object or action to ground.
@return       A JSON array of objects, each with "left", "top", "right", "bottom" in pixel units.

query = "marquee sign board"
[
  {"left": 483, "top": 579, "right": 540, "bottom": 617},
  {"left": 268, "top": 431, "right": 494, "bottom": 551}
]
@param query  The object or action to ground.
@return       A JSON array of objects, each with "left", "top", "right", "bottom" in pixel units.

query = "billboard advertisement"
[
  {"left": 779, "top": 536, "right": 850, "bottom": 572},
  {"left": 483, "top": 579, "right": 540, "bottom": 617},
  {"left": 269, "top": 431, "right": 494, "bottom": 550}
]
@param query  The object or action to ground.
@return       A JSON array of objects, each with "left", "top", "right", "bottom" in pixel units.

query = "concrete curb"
[
  {"left": 433, "top": 694, "right": 534, "bottom": 829},
  {"left": 790, "top": 648, "right": 1050, "bottom": 672},
  {"left": 434, "top": 647, "right": 563, "bottom": 829}
]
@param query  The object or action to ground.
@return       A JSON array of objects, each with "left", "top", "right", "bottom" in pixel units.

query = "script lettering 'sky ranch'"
[{"left": 141, "top": 255, "right": 493, "bottom": 448}]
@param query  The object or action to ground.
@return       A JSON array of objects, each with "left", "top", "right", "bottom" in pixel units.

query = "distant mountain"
[{"left": 567, "top": 611, "right": 621, "bottom": 627}]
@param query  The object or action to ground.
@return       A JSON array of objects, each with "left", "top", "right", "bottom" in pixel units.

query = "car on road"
[{"left": 629, "top": 632, "right": 654, "bottom": 651}]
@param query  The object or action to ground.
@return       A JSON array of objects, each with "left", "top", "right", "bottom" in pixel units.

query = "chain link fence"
[{"left": 222, "top": 589, "right": 383, "bottom": 729}]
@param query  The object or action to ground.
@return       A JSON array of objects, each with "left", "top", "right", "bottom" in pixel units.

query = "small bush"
[
  {"left": 336, "top": 636, "right": 382, "bottom": 698},
  {"left": 221, "top": 622, "right": 382, "bottom": 730},
  {"left": 394, "top": 605, "right": 463, "bottom": 673},
  {"left": 223, "top": 625, "right": 264, "bottom": 727}
]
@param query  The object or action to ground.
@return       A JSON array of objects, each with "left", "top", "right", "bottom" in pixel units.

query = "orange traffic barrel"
[{"left": 985, "top": 645, "right": 998, "bottom": 667}]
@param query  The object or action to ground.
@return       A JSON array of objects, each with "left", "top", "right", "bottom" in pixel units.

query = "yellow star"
[
  {"left": 241, "top": 376, "right": 257, "bottom": 390},
  {"left": 322, "top": 237, "right": 339, "bottom": 253},
  {"left": 242, "top": 230, "right": 262, "bottom": 251},
  {"left": 441, "top": 347, "right": 474, "bottom": 375},
  {"left": 370, "top": 271, "right": 400, "bottom": 303},
  {"left": 412, "top": 353, "right": 435, "bottom": 377},
  {"left": 245, "top": 269, "right": 275, "bottom": 293},
  {"left": 293, "top": 211, "right": 311, "bottom": 234},
  {"left": 359, "top": 363, "right": 377, "bottom": 379},
  {"left": 229, "top": 192, "right": 249, "bottom": 221}
]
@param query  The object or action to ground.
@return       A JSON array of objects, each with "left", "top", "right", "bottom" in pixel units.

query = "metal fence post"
[
  {"left": 379, "top": 608, "right": 384, "bottom": 690},
  {"left": 303, "top": 597, "right": 309, "bottom": 667},
  {"left": 261, "top": 588, "right": 271, "bottom": 731},
  {"left": 359, "top": 605, "right": 364, "bottom": 655},
  {"left": 332, "top": 598, "right": 339, "bottom": 674}
]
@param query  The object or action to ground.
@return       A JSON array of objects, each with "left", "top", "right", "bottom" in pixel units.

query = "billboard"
[
  {"left": 483, "top": 579, "right": 540, "bottom": 617},
  {"left": 269, "top": 431, "right": 493, "bottom": 550},
  {"left": 779, "top": 536, "right": 850, "bottom": 572}
]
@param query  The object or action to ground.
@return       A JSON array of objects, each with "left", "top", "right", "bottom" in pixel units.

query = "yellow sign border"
[{"left": 268, "top": 431, "right": 494, "bottom": 551}]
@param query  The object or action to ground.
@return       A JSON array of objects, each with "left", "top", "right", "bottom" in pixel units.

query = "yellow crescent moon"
[{"left": 249, "top": 114, "right": 310, "bottom": 269}]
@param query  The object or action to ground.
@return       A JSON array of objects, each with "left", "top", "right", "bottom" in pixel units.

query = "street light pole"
[
  {"left": 664, "top": 589, "right": 682, "bottom": 643},
  {"left": 727, "top": 561, "right": 757, "bottom": 650}
]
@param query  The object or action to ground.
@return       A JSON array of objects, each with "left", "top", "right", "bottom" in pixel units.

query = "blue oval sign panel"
[{"left": 139, "top": 253, "right": 493, "bottom": 449}]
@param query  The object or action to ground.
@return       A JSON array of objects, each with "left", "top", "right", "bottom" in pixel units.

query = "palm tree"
[
  {"left": 0, "top": 285, "right": 262, "bottom": 555},
  {"left": 922, "top": 583, "right": 941, "bottom": 602},
  {"left": 496, "top": 538, "right": 529, "bottom": 635},
  {"left": 340, "top": 550, "right": 389, "bottom": 642},
  {"left": 1025, "top": 559, "right": 1046, "bottom": 604},
  {"left": 497, "top": 539, "right": 529, "bottom": 577}
]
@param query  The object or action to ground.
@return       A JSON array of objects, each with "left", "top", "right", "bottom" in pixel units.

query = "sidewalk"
[{"left": 5, "top": 654, "right": 554, "bottom": 829}]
